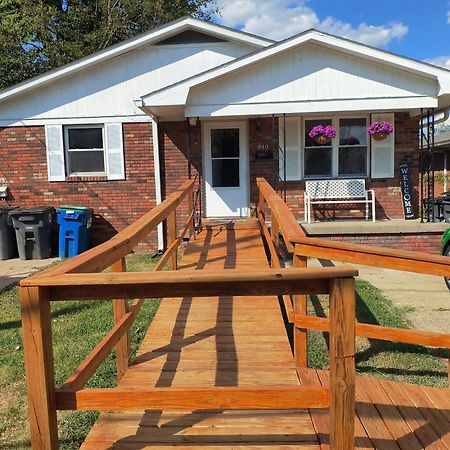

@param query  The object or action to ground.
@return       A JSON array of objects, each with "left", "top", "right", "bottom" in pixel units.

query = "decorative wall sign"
[{"left": 399, "top": 162, "right": 414, "bottom": 220}]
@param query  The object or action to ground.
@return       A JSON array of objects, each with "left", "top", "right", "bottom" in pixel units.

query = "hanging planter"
[
  {"left": 309, "top": 124, "right": 336, "bottom": 145},
  {"left": 368, "top": 120, "right": 394, "bottom": 141}
]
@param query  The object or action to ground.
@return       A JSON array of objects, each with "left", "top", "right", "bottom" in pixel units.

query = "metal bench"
[{"left": 304, "top": 179, "right": 375, "bottom": 223}]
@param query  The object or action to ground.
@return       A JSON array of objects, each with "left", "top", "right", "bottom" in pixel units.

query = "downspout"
[{"left": 151, "top": 117, "right": 164, "bottom": 252}]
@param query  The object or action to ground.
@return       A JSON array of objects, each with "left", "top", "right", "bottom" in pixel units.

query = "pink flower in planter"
[
  {"left": 368, "top": 121, "right": 394, "bottom": 136},
  {"left": 309, "top": 124, "right": 337, "bottom": 139}
]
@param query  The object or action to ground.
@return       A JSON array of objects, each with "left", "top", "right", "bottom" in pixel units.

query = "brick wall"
[
  {"left": 158, "top": 121, "right": 202, "bottom": 239},
  {"left": 316, "top": 232, "right": 442, "bottom": 254},
  {"left": 247, "top": 113, "right": 420, "bottom": 221},
  {"left": 0, "top": 123, "right": 158, "bottom": 250}
]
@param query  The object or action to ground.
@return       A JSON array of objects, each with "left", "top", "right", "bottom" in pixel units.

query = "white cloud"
[
  {"left": 447, "top": 11, "right": 450, "bottom": 24},
  {"left": 214, "top": 0, "right": 408, "bottom": 47},
  {"left": 423, "top": 56, "right": 450, "bottom": 70}
]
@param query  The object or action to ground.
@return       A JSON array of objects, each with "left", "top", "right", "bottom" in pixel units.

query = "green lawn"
[
  {"left": 0, "top": 253, "right": 161, "bottom": 450},
  {"left": 0, "top": 259, "right": 448, "bottom": 449},
  {"left": 304, "top": 279, "right": 448, "bottom": 387}
]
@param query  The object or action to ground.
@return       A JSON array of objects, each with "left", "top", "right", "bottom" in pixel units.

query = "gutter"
[{"left": 151, "top": 118, "right": 164, "bottom": 251}]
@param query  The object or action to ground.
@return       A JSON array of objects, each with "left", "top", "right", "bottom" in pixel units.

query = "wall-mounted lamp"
[
  {"left": 188, "top": 117, "right": 198, "bottom": 127},
  {"left": 0, "top": 186, "right": 10, "bottom": 200}
]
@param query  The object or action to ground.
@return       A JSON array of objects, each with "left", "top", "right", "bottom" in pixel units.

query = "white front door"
[{"left": 204, "top": 122, "right": 249, "bottom": 217}]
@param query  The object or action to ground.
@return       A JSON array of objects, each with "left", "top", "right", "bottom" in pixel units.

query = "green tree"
[{"left": 0, "top": 0, "right": 218, "bottom": 90}]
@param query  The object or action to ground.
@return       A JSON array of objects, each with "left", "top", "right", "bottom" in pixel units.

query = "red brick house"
[{"left": 1, "top": 17, "right": 450, "bottom": 251}]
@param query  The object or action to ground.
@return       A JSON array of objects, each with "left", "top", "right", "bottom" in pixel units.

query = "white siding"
[
  {"left": 187, "top": 44, "right": 437, "bottom": 110},
  {"left": 0, "top": 42, "right": 256, "bottom": 125}
]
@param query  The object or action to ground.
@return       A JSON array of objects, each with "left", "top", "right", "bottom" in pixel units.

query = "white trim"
[
  {"left": 64, "top": 124, "right": 107, "bottom": 177},
  {"left": 0, "top": 17, "right": 272, "bottom": 106},
  {"left": 151, "top": 119, "right": 164, "bottom": 251},
  {"left": 0, "top": 115, "right": 152, "bottom": 127},
  {"left": 184, "top": 97, "right": 438, "bottom": 117},
  {"left": 202, "top": 120, "right": 249, "bottom": 217}
]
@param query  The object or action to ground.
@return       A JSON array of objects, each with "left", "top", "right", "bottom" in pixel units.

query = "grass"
[
  {"left": 0, "top": 253, "right": 161, "bottom": 450},
  {"left": 0, "top": 257, "right": 448, "bottom": 448},
  {"left": 305, "top": 279, "right": 448, "bottom": 387}
]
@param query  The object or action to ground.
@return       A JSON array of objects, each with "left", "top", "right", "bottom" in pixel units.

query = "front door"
[{"left": 204, "top": 122, "right": 249, "bottom": 217}]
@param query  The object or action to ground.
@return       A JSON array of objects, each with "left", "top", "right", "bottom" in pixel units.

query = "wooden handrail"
[
  {"left": 293, "top": 236, "right": 450, "bottom": 277},
  {"left": 295, "top": 314, "right": 450, "bottom": 349},
  {"left": 55, "top": 386, "right": 330, "bottom": 410},
  {"left": 257, "top": 207, "right": 294, "bottom": 322},
  {"left": 21, "top": 267, "right": 358, "bottom": 300},
  {"left": 28, "top": 178, "right": 196, "bottom": 278},
  {"left": 257, "top": 177, "right": 306, "bottom": 251}
]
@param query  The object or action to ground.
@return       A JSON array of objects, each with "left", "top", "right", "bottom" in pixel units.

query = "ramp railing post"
[
  {"left": 112, "top": 257, "right": 130, "bottom": 381},
  {"left": 329, "top": 277, "right": 356, "bottom": 450},
  {"left": 293, "top": 243, "right": 308, "bottom": 368},
  {"left": 167, "top": 210, "right": 177, "bottom": 270},
  {"left": 20, "top": 286, "right": 59, "bottom": 449}
]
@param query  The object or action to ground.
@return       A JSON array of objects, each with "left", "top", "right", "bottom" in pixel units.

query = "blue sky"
[{"left": 212, "top": 0, "right": 450, "bottom": 68}]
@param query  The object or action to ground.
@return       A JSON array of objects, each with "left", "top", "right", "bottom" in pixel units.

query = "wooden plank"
[
  {"left": 60, "top": 298, "right": 144, "bottom": 390},
  {"left": 359, "top": 376, "right": 424, "bottom": 450},
  {"left": 329, "top": 278, "right": 356, "bottom": 450},
  {"left": 315, "top": 370, "right": 374, "bottom": 450},
  {"left": 380, "top": 379, "right": 447, "bottom": 449},
  {"left": 256, "top": 178, "right": 306, "bottom": 251},
  {"left": 23, "top": 267, "right": 358, "bottom": 301},
  {"left": 293, "top": 246, "right": 308, "bottom": 369},
  {"left": 293, "top": 236, "right": 450, "bottom": 278},
  {"left": 167, "top": 210, "right": 177, "bottom": 270},
  {"left": 257, "top": 208, "right": 293, "bottom": 322},
  {"left": 112, "top": 257, "right": 130, "bottom": 381},
  {"left": 20, "top": 286, "right": 59, "bottom": 450},
  {"left": 55, "top": 386, "right": 330, "bottom": 410},
  {"left": 294, "top": 314, "right": 450, "bottom": 349}
]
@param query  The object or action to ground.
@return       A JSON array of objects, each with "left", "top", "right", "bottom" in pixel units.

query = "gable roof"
[
  {"left": 139, "top": 28, "right": 450, "bottom": 110},
  {"left": 0, "top": 16, "right": 273, "bottom": 105}
]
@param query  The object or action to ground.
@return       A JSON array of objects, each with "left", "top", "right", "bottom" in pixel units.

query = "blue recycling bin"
[{"left": 56, "top": 206, "right": 93, "bottom": 258}]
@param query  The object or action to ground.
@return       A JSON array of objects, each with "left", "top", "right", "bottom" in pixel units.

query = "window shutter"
[
  {"left": 45, "top": 125, "right": 65, "bottom": 181},
  {"left": 105, "top": 123, "right": 125, "bottom": 180},
  {"left": 371, "top": 113, "right": 395, "bottom": 179},
  {"left": 279, "top": 117, "right": 301, "bottom": 180}
]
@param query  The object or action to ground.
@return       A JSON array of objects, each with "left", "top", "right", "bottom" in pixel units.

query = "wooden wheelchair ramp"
[
  {"left": 81, "top": 221, "right": 450, "bottom": 449},
  {"left": 82, "top": 221, "right": 318, "bottom": 449}
]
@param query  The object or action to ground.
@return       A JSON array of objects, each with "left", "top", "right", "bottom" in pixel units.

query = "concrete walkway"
[
  {"left": 308, "top": 258, "right": 450, "bottom": 334},
  {"left": 0, "top": 257, "right": 58, "bottom": 291}
]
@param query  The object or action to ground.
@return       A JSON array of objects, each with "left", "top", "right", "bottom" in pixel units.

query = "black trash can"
[
  {"left": 0, "top": 207, "right": 18, "bottom": 260},
  {"left": 9, "top": 207, "right": 55, "bottom": 260}
]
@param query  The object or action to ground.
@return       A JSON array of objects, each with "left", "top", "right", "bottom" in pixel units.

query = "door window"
[{"left": 211, "top": 129, "right": 240, "bottom": 187}]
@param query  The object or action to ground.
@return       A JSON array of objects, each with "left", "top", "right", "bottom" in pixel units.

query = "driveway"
[{"left": 0, "top": 258, "right": 59, "bottom": 292}]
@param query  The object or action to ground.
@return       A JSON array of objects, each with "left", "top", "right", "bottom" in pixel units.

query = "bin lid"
[
  {"left": 59, "top": 205, "right": 93, "bottom": 212},
  {"left": 9, "top": 206, "right": 55, "bottom": 215},
  {"left": 0, "top": 206, "right": 18, "bottom": 212}
]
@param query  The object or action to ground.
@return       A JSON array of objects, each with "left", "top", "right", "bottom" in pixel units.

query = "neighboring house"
[
  {"left": 433, "top": 130, "right": 450, "bottom": 194},
  {"left": 1, "top": 16, "right": 450, "bottom": 250}
]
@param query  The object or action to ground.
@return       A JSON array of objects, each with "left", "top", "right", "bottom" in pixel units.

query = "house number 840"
[{"left": 257, "top": 144, "right": 270, "bottom": 150}]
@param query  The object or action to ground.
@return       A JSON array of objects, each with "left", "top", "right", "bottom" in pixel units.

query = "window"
[
  {"left": 338, "top": 118, "right": 368, "bottom": 177},
  {"left": 211, "top": 129, "right": 240, "bottom": 187},
  {"left": 304, "top": 119, "right": 333, "bottom": 178},
  {"left": 64, "top": 126, "right": 106, "bottom": 176},
  {"left": 279, "top": 115, "right": 371, "bottom": 180}
]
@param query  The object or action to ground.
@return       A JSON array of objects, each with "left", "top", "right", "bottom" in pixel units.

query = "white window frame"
[
  {"left": 302, "top": 114, "right": 370, "bottom": 180},
  {"left": 64, "top": 124, "right": 106, "bottom": 177}
]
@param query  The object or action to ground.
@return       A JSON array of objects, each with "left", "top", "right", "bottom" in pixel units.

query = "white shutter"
[
  {"left": 105, "top": 123, "right": 125, "bottom": 180},
  {"left": 279, "top": 117, "right": 301, "bottom": 180},
  {"left": 371, "top": 113, "right": 395, "bottom": 179},
  {"left": 45, "top": 125, "right": 65, "bottom": 181}
]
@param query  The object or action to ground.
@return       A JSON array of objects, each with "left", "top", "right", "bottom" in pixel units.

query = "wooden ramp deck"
[{"left": 81, "top": 221, "right": 450, "bottom": 450}]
